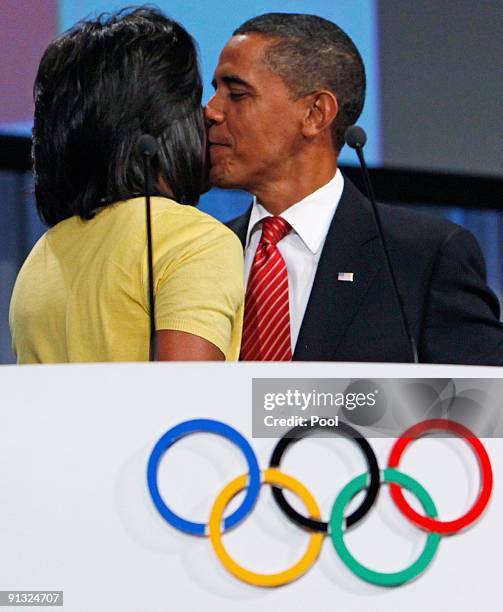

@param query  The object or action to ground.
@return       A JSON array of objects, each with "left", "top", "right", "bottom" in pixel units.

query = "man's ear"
[{"left": 302, "top": 91, "right": 338, "bottom": 137}]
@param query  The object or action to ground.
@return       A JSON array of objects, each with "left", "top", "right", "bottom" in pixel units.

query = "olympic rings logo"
[{"left": 146, "top": 418, "right": 493, "bottom": 588}]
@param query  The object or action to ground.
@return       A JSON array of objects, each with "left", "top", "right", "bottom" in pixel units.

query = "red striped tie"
[{"left": 240, "top": 216, "right": 292, "bottom": 361}]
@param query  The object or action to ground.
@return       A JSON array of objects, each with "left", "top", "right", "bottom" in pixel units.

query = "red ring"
[{"left": 388, "top": 419, "right": 493, "bottom": 534}]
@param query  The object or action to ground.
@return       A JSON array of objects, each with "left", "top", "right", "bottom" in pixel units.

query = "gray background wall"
[{"left": 379, "top": 0, "right": 503, "bottom": 177}]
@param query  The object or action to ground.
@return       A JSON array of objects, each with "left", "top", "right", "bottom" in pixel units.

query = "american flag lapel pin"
[{"left": 338, "top": 272, "right": 354, "bottom": 282}]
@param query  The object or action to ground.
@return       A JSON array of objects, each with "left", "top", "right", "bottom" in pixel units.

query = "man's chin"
[{"left": 209, "top": 167, "right": 240, "bottom": 191}]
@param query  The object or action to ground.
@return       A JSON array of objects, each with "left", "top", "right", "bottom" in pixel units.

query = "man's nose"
[{"left": 205, "top": 95, "right": 224, "bottom": 126}]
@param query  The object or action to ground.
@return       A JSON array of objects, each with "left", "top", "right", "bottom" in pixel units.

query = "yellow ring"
[{"left": 208, "top": 467, "right": 324, "bottom": 587}]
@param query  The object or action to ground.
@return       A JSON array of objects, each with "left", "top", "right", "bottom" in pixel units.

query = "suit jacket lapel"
[
  {"left": 226, "top": 207, "right": 252, "bottom": 249},
  {"left": 293, "top": 178, "right": 381, "bottom": 360}
]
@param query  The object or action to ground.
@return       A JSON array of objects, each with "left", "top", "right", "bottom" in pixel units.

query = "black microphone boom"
[
  {"left": 344, "top": 125, "right": 419, "bottom": 363},
  {"left": 137, "top": 134, "right": 159, "bottom": 361}
]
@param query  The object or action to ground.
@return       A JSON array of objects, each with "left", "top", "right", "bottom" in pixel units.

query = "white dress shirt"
[{"left": 244, "top": 170, "right": 344, "bottom": 351}]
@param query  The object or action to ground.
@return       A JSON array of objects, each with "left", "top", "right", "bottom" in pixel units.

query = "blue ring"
[{"left": 147, "top": 419, "right": 261, "bottom": 536}]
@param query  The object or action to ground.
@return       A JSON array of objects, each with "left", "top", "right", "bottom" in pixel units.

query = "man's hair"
[
  {"left": 233, "top": 13, "right": 366, "bottom": 152},
  {"left": 33, "top": 6, "right": 205, "bottom": 227}
]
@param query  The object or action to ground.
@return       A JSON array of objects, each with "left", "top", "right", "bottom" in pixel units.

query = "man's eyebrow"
[{"left": 211, "top": 75, "right": 255, "bottom": 90}]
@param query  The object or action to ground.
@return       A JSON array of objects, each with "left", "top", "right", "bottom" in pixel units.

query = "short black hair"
[
  {"left": 33, "top": 6, "right": 205, "bottom": 227},
  {"left": 233, "top": 13, "right": 366, "bottom": 152}
]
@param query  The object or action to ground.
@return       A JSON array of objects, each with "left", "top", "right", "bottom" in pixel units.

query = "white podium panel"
[{"left": 0, "top": 362, "right": 501, "bottom": 612}]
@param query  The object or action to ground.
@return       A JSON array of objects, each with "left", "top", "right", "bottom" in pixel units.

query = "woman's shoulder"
[{"left": 150, "top": 197, "right": 242, "bottom": 247}]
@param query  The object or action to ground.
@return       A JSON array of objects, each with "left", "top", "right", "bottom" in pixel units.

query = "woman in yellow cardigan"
[{"left": 10, "top": 7, "right": 244, "bottom": 363}]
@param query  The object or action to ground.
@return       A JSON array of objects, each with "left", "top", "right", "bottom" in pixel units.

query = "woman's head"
[{"left": 33, "top": 6, "right": 205, "bottom": 227}]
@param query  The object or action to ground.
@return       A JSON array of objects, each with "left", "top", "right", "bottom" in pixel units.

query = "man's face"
[{"left": 205, "top": 34, "right": 307, "bottom": 193}]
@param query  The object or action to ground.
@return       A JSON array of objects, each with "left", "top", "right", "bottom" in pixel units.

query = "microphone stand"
[
  {"left": 346, "top": 126, "right": 419, "bottom": 363},
  {"left": 138, "top": 135, "right": 159, "bottom": 361}
]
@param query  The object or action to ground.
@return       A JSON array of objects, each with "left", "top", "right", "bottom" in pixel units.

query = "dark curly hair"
[
  {"left": 33, "top": 6, "right": 205, "bottom": 227},
  {"left": 234, "top": 13, "right": 366, "bottom": 152}
]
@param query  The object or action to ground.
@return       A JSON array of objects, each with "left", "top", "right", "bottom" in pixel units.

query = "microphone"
[
  {"left": 345, "top": 125, "right": 419, "bottom": 363},
  {"left": 137, "top": 134, "right": 159, "bottom": 158},
  {"left": 137, "top": 134, "right": 159, "bottom": 361},
  {"left": 344, "top": 125, "right": 367, "bottom": 150}
]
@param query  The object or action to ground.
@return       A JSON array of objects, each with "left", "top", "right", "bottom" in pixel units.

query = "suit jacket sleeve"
[{"left": 420, "top": 226, "right": 503, "bottom": 365}]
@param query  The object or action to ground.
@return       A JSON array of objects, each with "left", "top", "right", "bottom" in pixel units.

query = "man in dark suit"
[{"left": 205, "top": 12, "right": 503, "bottom": 364}]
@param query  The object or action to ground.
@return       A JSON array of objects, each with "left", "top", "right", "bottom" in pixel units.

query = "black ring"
[{"left": 269, "top": 421, "right": 380, "bottom": 532}]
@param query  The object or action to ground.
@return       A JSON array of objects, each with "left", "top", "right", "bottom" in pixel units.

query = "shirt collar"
[{"left": 246, "top": 169, "right": 344, "bottom": 254}]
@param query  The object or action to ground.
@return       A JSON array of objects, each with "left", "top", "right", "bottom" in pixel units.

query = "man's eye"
[{"left": 229, "top": 92, "right": 247, "bottom": 100}]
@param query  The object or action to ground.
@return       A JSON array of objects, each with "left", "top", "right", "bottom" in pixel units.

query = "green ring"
[{"left": 329, "top": 468, "right": 441, "bottom": 587}]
